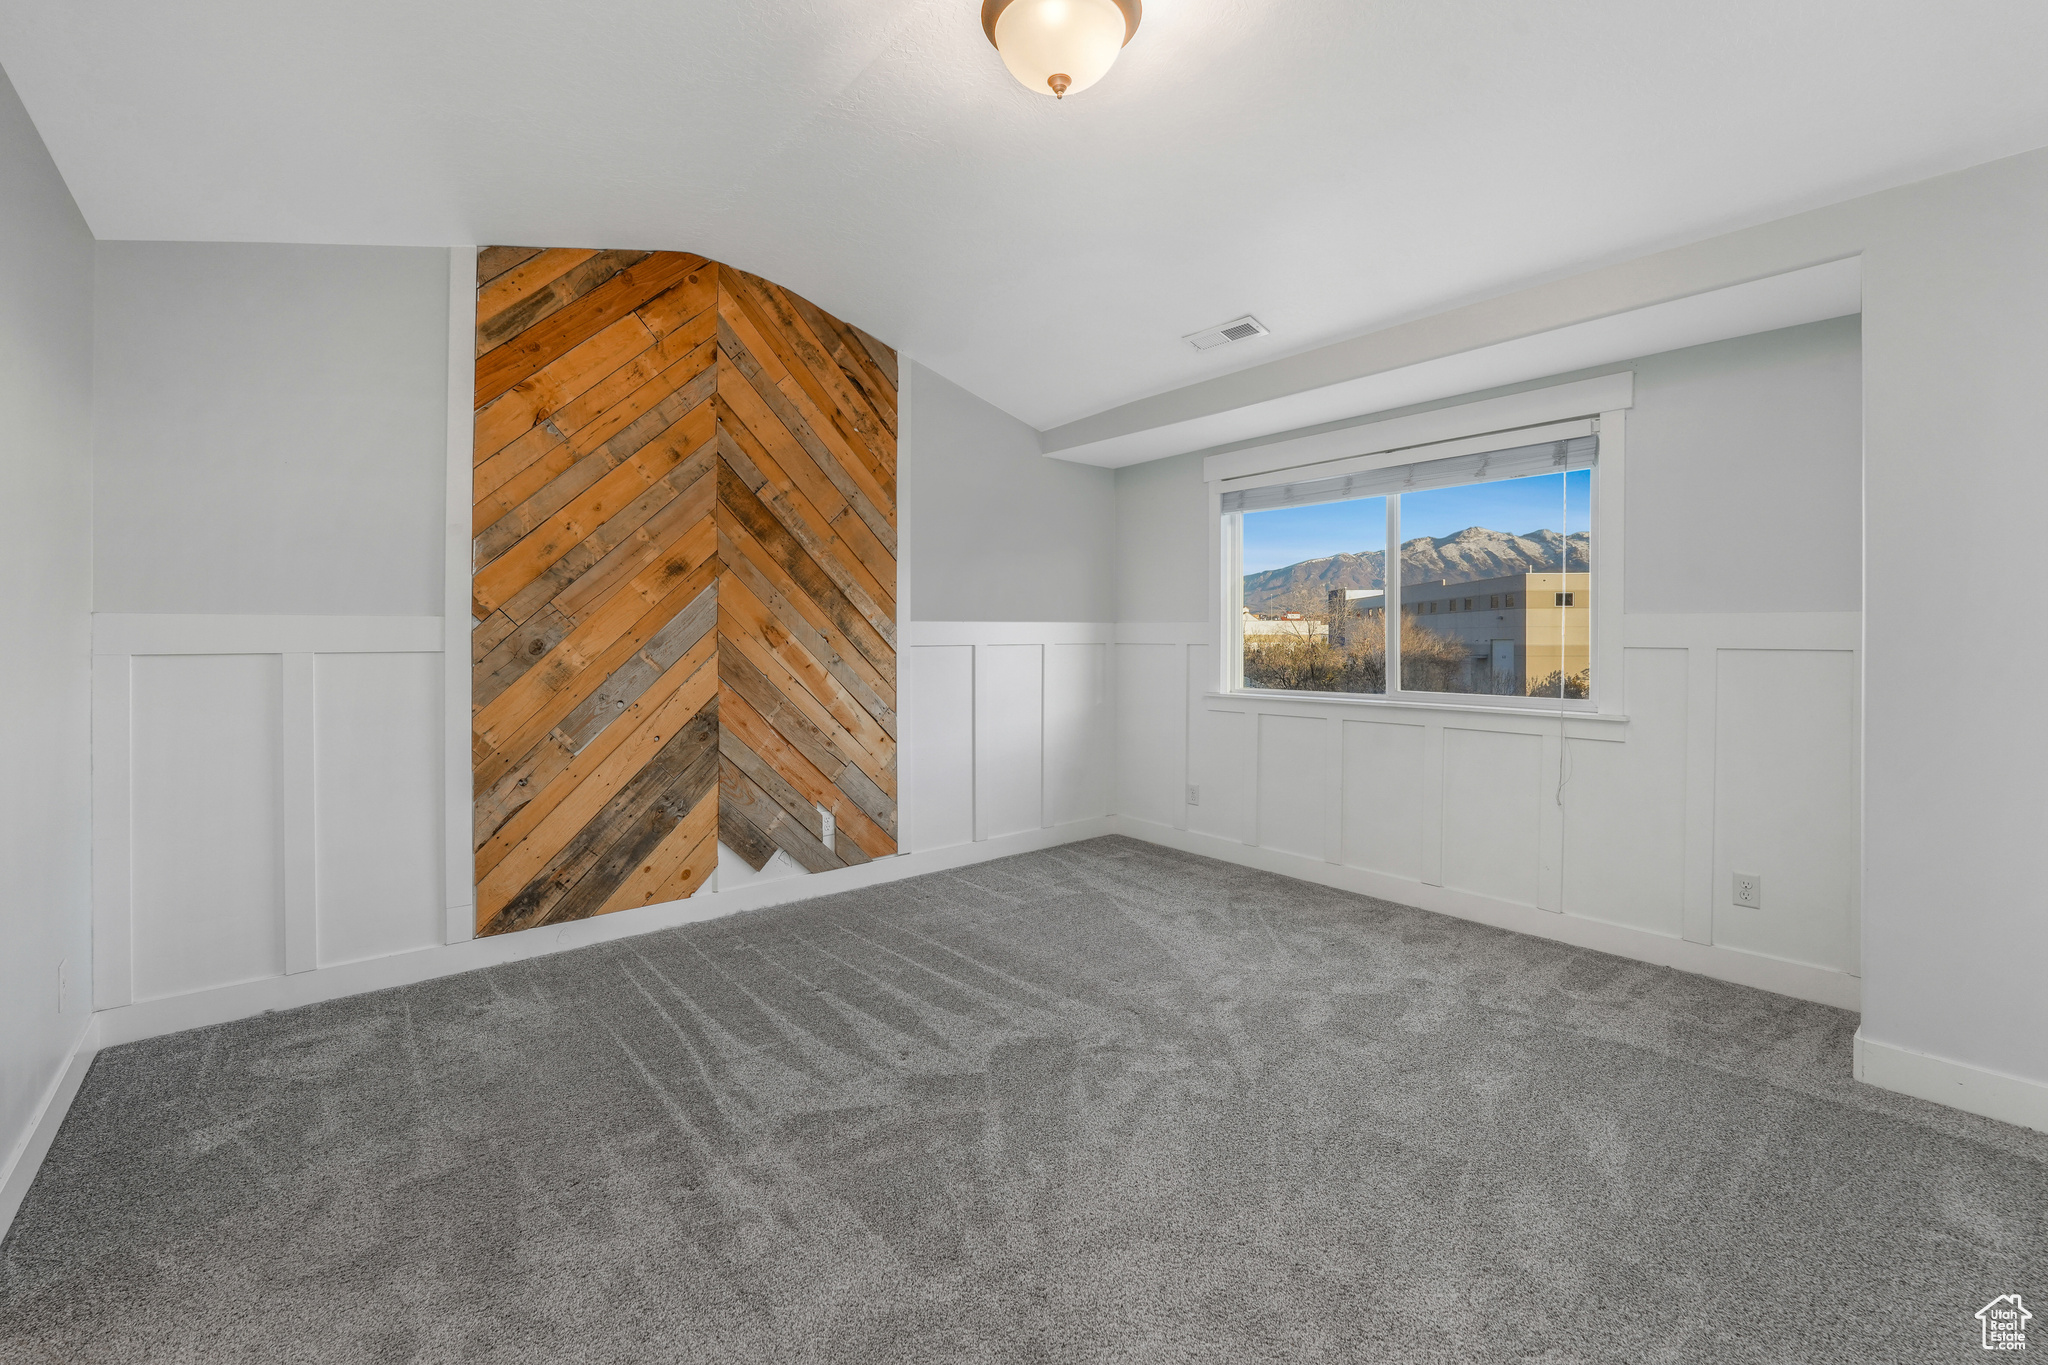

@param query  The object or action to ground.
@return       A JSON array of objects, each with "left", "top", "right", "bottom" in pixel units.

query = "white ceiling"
[{"left": 3, "top": 0, "right": 2046, "bottom": 435}]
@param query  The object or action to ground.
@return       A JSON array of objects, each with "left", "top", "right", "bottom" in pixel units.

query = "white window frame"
[{"left": 1208, "top": 373, "right": 1630, "bottom": 717}]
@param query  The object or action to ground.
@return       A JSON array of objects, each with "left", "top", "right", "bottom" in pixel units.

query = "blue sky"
[{"left": 1242, "top": 470, "right": 1590, "bottom": 574}]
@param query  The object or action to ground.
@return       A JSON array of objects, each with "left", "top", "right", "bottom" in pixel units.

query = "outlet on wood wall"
[{"left": 468, "top": 247, "right": 898, "bottom": 937}]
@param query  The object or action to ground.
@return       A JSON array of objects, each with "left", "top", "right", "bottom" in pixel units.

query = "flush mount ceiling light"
[{"left": 982, "top": 0, "right": 1142, "bottom": 100}]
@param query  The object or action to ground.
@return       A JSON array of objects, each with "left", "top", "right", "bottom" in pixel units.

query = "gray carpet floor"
[{"left": 2, "top": 836, "right": 2044, "bottom": 1363}]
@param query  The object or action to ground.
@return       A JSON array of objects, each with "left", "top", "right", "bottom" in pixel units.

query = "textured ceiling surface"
[{"left": 3, "top": 0, "right": 2046, "bottom": 429}]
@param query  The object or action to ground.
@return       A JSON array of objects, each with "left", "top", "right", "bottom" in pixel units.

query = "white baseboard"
[
  {"left": 1, "top": 1017, "right": 99, "bottom": 1241},
  {"left": 91, "top": 817, "right": 1116, "bottom": 1049},
  {"left": 1854, "top": 1030, "right": 2048, "bottom": 1134},
  {"left": 1111, "top": 816, "right": 1863, "bottom": 1012}
]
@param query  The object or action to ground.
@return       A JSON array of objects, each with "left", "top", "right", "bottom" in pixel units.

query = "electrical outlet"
[
  {"left": 1732, "top": 872, "right": 1762, "bottom": 909},
  {"left": 817, "top": 804, "right": 835, "bottom": 853},
  {"left": 57, "top": 957, "right": 68, "bottom": 1016},
  {"left": 1186, "top": 784, "right": 1200, "bottom": 807}
]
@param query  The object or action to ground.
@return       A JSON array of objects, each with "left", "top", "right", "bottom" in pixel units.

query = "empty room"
[{"left": 3, "top": 2, "right": 2046, "bottom": 1360}]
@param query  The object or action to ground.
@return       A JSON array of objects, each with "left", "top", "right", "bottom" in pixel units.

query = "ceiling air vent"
[{"left": 1183, "top": 315, "right": 1270, "bottom": 351}]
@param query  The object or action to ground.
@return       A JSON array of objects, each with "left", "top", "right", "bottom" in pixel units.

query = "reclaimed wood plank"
[
  {"left": 550, "top": 455, "right": 714, "bottom": 623},
  {"left": 728, "top": 270, "right": 896, "bottom": 517},
  {"left": 476, "top": 248, "right": 596, "bottom": 333},
  {"left": 473, "top": 531, "right": 717, "bottom": 781},
  {"left": 475, "top": 623, "right": 716, "bottom": 871},
  {"left": 719, "top": 685, "right": 895, "bottom": 859},
  {"left": 473, "top": 610, "right": 519, "bottom": 663},
  {"left": 718, "top": 799, "right": 780, "bottom": 872},
  {"left": 714, "top": 453, "right": 893, "bottom": 680},
  {"left": 721, "top": 758, "right": 843, "bottom": 874},
  {"left": 472, "top": 248, "right": 895, "bottom": 936},
  {"left": 473, "top": 311, "right": 658, "bottom": 461},
  {"left": 478, "top": 245, "right": 545, "bottom": 287},
  {"left": 737, "top": 271, "right": 897, "bottom": 486},
  {"left": 720, "top": 309, "right": 897, "bottom": 558},
  {"left": 716, "top": 400, "right": 896, "bottom": 640},
  {"left": 721, "top": 283, "right": 897, "bottom": 526},
  {"left": 553, "top": 579, "right": 717, "bottom": 753},
  {"left": 848, "top": 322, "right": 899, "bottom": 390},
  {"left": 551, "top": 317, "right": 715, "bottom": 447},
  {"left": 780, "top": 285, "right": 899, "bottom": 439},
  {"left": 481, "top": 699, "right": 718, "bottom": 934},
  {"left": 717, "top": 630, "right": 894, "bottom": 802},
  {"left": 715, "top": 376, "right": 895, "bottom": 618},
  {"left": 473, "top": 399, "right": 714, "bottom": 614},
  {"left": 719, "top": 725, "right": 869, "bottom": 866},
  {"left": 776, "top": 283, "right": 897, "bottom": 432},
  {"left": 718, "top": 526, "right": 895, "bottom": 730},
  {"left": 720, "top": 571, "right": 894, "bottom": 760},
  {"left": 634, "top": 265, "right": 719, "bottom": 341},
  {"left": 475, "top": 252, "right": 702, "bottom": 407},
  {"left": 474, "top": 419, "right": 567, "bottom": 502},
  {"left": 542, "top": 719, "right": 720, "bottom": 927},
  {"left": 474, "top": 604, "right": 575, "bottom": 713},
  {"left": 476, "top": 248, "right": 651, "bottom": 358},
  {"left": 594, "top": 786, "right": 718, "bottom": 913}
]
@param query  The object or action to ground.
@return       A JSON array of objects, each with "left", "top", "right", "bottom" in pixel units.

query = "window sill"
[{"left": 1208, "top": 689, "right": 1629, "bottom": 723}]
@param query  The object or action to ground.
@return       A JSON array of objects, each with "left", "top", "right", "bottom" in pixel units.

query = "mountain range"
[{"left": 1243, "top": 526, "right": 1590, "bottom": 611}]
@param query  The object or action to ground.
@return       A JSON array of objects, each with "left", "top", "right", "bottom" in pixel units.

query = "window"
[{"left": 1227, "top": 431, "right": 1597, "bottom": 706}]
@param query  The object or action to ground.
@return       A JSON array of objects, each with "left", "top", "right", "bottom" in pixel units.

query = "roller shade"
[{"left": 1222, "top": 434, "right": 1597, "bottom": 515}]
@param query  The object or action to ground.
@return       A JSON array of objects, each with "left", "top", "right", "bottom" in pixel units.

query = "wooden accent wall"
[{"left": 469, "top": 247, "right": 897, "bottom": 938}]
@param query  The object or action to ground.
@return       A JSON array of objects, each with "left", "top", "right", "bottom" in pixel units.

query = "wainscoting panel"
[
  {"left": 1340, "top": 720, "right": 1425, "bottom": 881},
  {"left": 1116, "top": 613, "right": 1863, "bottom": 1008},
  {"left": 1044, "top": 643, "right": 1112, "bottom": 828},
  {"left": 1560, "top": 647, "right": 1689, "bottom": 937},
  {"left": 903, "top": 643, "right": 975, "bottom": 853},
  {"left": 975, "top": 644, "right": 1044, "bottom": 841},
  {"left": 1187, "top": 704, "right": 1250, "bottom": 844},
  {"left": 128, "top": 653, "right": 285, "bottom": 1002},
  {"left": 1115, "top": 641, "right": 1186, "bottom": 829},
  {"left": 96, "top": 616, "right": 443, "bottom": 1010},
  {"left": 904, "top": 624, "right": 1115, "bottom": 854},
  {"left": 1441, "top": 727, "right": 1544, "bottom": 908},
  {"left": 1712, "top": 647, "right": 1859, "bottom": 972},
  {"left": 1257, "top": 713, "right": 1329, "bottom": 861},
  {"left": 314, "top": 652, "right": 445, "bottom": 969},
  {"left": 94, "top": 614, "right": 1118, "bottom": 1031}
]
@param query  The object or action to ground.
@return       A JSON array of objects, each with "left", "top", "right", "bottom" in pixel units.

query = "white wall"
[
  {"left": 906, "top": 361, "right": 1116, "bottom": 622},
  {"left": 1113, "top": 449, "right": 1211, "bottom": 625},
  {"left": 1107, "top": 320, "right": 1868, "bottom": 1008},
  {"left": 1115, "top": 317, "right": 1865, "bottom": 621},
  {"left": 903, "top": 623, "right": 1116, "bottom": 853},
  {"left": 76, "top": 256, "right": 1124, "bottom": 1041},
  {"left": 1627, "top": 317, "right": 1862, "bottom": 613},
  {"left": 57, "top": 146, "right": 2048, "bottom": 1135},
  {"left": 1107, "top": 143, "right": 2048, "bottom": 1126},
  {"left": 1115, "top": 614, "right": 1863, "bottom": 1010},
  {"left": 92, "top": 241, "right": 449, "bottom": 615},
  {"left": 0, "top": 62, "right": 96, "bottom": 1221}
]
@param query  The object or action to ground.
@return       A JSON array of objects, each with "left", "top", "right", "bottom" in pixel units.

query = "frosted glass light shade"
[{"left": 989, "top": 0, "right": 1135, "bottom": 99}]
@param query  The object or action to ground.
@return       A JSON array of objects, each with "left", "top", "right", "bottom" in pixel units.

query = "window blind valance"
[{"left": 1220, "top": 434, "right": 1598, "bottom": 515}]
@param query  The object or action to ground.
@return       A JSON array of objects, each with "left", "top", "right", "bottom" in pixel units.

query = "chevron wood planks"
[{"left": 471, "top": 247, "right": 897, "bottom": 938}]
